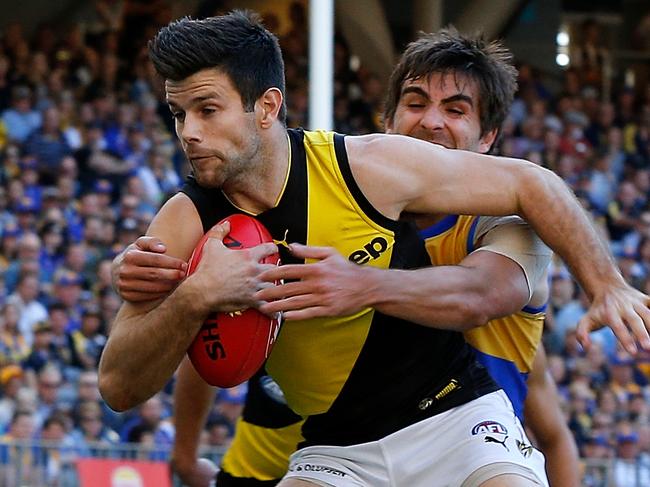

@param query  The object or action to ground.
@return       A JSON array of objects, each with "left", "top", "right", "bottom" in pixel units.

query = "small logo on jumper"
[
  {"left": 485, "top": 435, "right": 510, "bottom": 451},
  {"left": 273, "top": 229, "right": 291, "bottom": 249},
  {"left": 290, "top": 464, "right": 347, "bottom": 477},
  {"left": 517, "top": 439, "right": 533, "bottom": 458},
  {"left": 471, "top": 421, "right": 508, "bottom": 436},
  {"left": 435, "top": 379, "right": 460, "bottom": 400}
]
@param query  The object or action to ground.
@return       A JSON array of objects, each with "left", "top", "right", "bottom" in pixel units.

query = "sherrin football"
[{"left": 186, "top": 214, "right": 281, "bottom": 387}]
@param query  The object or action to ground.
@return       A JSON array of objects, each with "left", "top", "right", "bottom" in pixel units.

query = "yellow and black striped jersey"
[{"left": 181, "top": 129, "right": 497, "bottom": 448}]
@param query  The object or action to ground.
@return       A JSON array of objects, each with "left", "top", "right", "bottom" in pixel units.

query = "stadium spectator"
[
  {"left": 0, "top": 302, "right": 30, "bottom": 365},
  {"left": 0, "top": 365, "right": 26, "bottom": 429},
  {"left": 21, "top": 320, "right": 59, "bottom": 378},
  {"left": 68, "top": 400, "right": 119, "bottom": 457},
  {"left": 119, "top": 394, "right": 174, "bottom": 449},
  {"left": 0, "top": 410, "right": 38, "bottom": 485},
  {"left": 71, "top": 304, "right": 106, "bottom": 370},
  {"left": 33, "top": 365, "right": 65, "bottom": 430},
  {"left": 24, "top": 106, "right": 72, "bottom": 184},
  {"left": 0, "top": 86, "right": 41, "bottom": 144},
  {"left": 6, "top": 272, "right": 47, "bottom": 347},
  {"left": 613, "top": 424, "right": 650, "bottom": 486}
]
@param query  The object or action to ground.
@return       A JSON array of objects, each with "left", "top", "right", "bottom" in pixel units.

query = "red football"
[{"left": 186, "top": 214, "right": 281, "bottom": 387}]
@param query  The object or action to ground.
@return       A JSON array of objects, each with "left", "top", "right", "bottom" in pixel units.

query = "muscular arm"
[
  {"left": 99, "top": 193, "right": 278, "bottom": 411},
  {"left": 368, "top": 250, "right": 528, "bottom": 329},
  {"left": 260, "top": 245, "right": 528, "bottom": 330},
  {"left": 345, "top": 134, "right": 650, "bottom": 351},
  {"left": 524, "top": 347, "right": 580, "bottom": 487},
  {"left": 348, "top": 134, "right": 616, "bottom": 296},
  {"left": 260, "top": 219, "right": 541, "bottom": 329}
]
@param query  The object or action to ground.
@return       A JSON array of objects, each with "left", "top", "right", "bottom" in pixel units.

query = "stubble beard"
[{"left": 191, "top": 122, "right": 263, "bottom": 190}]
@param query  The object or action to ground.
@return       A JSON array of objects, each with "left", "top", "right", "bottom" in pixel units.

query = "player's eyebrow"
[
  {"left": 167, "top": 92, "right": 222, "bottom": 109},
  {"left": 440, "top": 94, "right": 474, "bottom": 107},
  {"left": 400, "top": 87, "right": 474, "bottom": 108},
  {"left": 400, "top": 86, "right": 430, "bottom": 100}
]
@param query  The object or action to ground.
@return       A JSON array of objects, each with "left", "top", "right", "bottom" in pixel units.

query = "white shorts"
[{"left": 284, "top": 390, "right": 548, "bottom": 487}]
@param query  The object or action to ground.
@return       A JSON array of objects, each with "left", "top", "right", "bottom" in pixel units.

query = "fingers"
[
  {"left": 121, "top": 278, "right": 179, "bottom": 294},
  {"left": 249, "top": 242, "right": 280, "bottom": 262},
  {"left": 206, "top": 221, "right": 231, "bottom": 240},
  {"left": 603, "top": 306, "right": 637, "bottom": 354},
  {"left": 125, "top": 248, "right": 187, "bottom": 272},
  {"left": 259, "top": 294, "right": 321, "bottom": 315},
  {"left": 633, "top": 301, "right": 650, "bottom": 350},
  {"left": 624, "top": 305, "right": 650, "bottom": 351},
  {"left": 121, "top": 290, "right": 171, "bottom": 302},
  {"left": 134, "top": 236, "right": 167, "bottom": 253},
  {"left": 575, "top": 316, "right": 593, "bottom": 352},
  {"left": 288, "top": 243, "right": 337, "bottom": 260},
  {"left": 256, "top": 280, "right": 310, "bottom": 304},
  {"left": 260, "top": 263, "right": 314, "bottom": 283}
]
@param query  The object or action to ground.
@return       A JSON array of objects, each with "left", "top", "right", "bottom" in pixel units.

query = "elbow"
[
  {"left": 451, "top": 297, "right": 491, "bottom": 331},
  {"left": 516, "top": 163, "right": 565, "bottom": 212},
  {"left": 98, "top": 370, "right": 139, "bottom": 412}
]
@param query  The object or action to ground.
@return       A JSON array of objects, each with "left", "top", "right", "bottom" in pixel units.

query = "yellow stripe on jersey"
[
  {"left": 463, "top": 310, "right": 544, "bottom": 373},
  {"left": 221, "top": 417, "right": 304, "bottom": 480},
  {"left": 266, "top": 130, "right": 396, "bottom": 416}
]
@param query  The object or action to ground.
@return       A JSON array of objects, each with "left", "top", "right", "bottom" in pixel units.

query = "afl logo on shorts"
[{"left": 471, "top": 421, "right": 508, "bottom": 436}]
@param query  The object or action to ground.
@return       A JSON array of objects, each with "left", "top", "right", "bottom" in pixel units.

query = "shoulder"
[{"left": 343, "top": 134, "right": 444, "bottom": 219}]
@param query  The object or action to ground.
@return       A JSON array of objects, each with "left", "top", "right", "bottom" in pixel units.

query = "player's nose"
[
  {"left": 180, "top": 115, "right": 203, "bottom": 144},
  {"left": 419, "top": 106, "right": 445, "bottom": 131}
]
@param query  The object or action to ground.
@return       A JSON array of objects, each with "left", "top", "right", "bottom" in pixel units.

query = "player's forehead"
[
  {"left": 165, "top": 68, "right": 240, "bottom": 106},
  {"left": 401, "top": 71, "right": 480, "bottom": 101}
]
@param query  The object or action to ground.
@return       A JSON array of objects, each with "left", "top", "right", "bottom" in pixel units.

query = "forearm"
[
  {"left": 99, "top": 282, "right": 207, "bottom": 411},
  {"left": 366, "top": 265, "right": 506, "bottom": 330},
  {"left": 172, "top": 358, "right": 215, "bottom": 468},
  {"left": 517, "top": 167, "right": 624, "bottom": 298}
]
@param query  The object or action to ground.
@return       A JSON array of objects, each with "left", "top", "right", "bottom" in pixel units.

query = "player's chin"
[{"left": 194, "top": 172, "right": 225, "bottom": 188}]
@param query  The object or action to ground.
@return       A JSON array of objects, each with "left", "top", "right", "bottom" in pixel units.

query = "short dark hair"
[
  {"left": 384, "top": 28, "right": 518, "bottom": 137},
  {"left": 149, "top": 10, "right": 286, "bottom": 123}
]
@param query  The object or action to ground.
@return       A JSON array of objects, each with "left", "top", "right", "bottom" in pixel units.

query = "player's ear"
[
  {"left": 256, "top": 88, "right": 283, "bottom": 128},
  {"left": 478, "top": 128, "right": 498, "bottom": 154}
]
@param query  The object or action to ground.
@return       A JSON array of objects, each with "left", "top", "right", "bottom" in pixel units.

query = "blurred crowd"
[{"left": 0, "top": 0, "right": 649, "bottom": 483}]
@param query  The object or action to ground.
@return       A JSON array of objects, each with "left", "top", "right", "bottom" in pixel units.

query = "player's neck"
[{"left": 222, "top": 126, "right": 290, "bottom": 215}]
